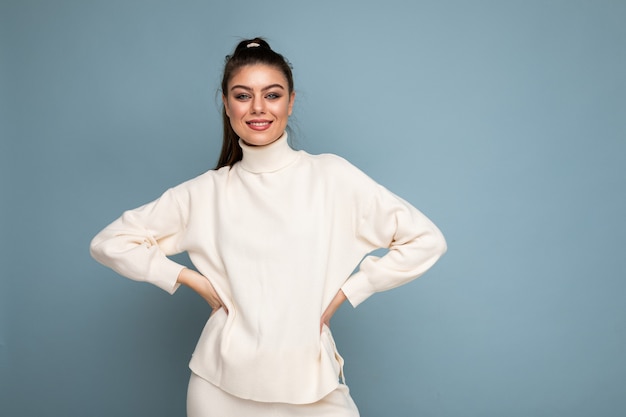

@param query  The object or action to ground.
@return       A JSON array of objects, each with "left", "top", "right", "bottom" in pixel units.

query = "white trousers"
[{"left": 187, "top": 372, "right": 360, "bottom": 417}]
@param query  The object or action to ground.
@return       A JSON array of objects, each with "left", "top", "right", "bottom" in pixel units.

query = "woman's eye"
[
  {"left": 266, "top": 93, "right": 281, "bottom": 100},
  {"left": 235, "top": 93, "right": 251, "bottom": 100}
]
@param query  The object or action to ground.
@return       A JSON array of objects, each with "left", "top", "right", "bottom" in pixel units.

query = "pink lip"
[{"left": 246, "top": 119, "right": 273, "bottom": 131}]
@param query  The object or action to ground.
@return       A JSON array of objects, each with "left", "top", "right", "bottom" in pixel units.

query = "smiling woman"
[
  {"left": 223, "top": 64, "right": 295, "bottom": 147},
  {"left": 217, "top": 38, "right": 296, "bottom": 167},
  {"left": 89, "top": 37, "right": 446, "bottom": 417}
]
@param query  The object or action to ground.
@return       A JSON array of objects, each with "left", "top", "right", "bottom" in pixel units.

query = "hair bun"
[{"left": 233, "top": 37, "right": 272, "bottom": 54}]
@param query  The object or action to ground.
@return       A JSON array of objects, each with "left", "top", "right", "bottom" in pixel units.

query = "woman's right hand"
[{"left": 177, "top": 268, "right": 228, "bottom": 314}]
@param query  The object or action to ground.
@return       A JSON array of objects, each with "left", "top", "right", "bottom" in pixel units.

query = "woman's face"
[{"left": 223, "top": 64, "right": 295, "bottom": 147}]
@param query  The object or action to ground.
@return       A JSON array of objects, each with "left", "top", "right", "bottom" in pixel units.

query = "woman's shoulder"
[
  {"left": 307, "top": 151, "right": 371, "bottom": 176},
  {"left": 167, "top": 166, "right": 230, "bottom": 196},
  {"left": 304, "top": 151, "right": 361, "bottom": 172},
  {"left": 302, "top": 151, "right": 379, "bottom": 191}
]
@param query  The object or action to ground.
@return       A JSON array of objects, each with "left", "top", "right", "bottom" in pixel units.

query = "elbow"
[
  {"left": 427, "top": 227, "right": 447, "bottom": 262},
  {"left": 436, "top": 232, "right": 447, "bottom": 257},
  {"left": 89, "top": 232, "right": 112, "bottom": 264},
  {"left": 89, "top": 236, "right": 104, "bottom": 262}
]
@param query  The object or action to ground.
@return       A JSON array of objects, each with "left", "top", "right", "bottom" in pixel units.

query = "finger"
[
  {"left": 210, "top": 298, "right": 228, "bottom": 315},
  {"left": 213, "top": 294, "right": 228, "bottom": 314},
  {"left": 319, "top": 316, "right": 330, "bottom": 333}
]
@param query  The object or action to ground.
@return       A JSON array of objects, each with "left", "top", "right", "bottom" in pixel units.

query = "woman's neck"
[{"left": 238, "top": 132, "right": 298, "bottom": 173}]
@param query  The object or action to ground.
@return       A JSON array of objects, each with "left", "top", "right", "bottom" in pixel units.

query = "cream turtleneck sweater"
[{"left": 90, "top": 133, "right": 446, "bottom": 404}]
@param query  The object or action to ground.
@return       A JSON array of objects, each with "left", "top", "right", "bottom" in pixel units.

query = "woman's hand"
[
  {"left": 320, "top": 289, "right": 347, "bottom": 332},
  {"left": 177, "top": 268, "right": 228, "bottom": 315}
]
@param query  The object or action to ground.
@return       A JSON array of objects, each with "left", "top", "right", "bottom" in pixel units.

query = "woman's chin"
[{"left": 240, "top": 132, "right": 283, "bottom": 147}]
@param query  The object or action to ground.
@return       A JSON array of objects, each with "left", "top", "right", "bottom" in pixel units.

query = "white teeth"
[{"left": 249, "top": 122, "right": 270, "bottom": 126}]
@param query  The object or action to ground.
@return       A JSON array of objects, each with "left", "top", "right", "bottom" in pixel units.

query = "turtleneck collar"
[{"left": 238, "top": 133, "right": 299, "bottom": 174}]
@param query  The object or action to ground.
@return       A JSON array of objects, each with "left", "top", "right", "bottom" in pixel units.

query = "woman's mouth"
[{"left": 246, "top": 120, "right": 273, "bottom": 131}]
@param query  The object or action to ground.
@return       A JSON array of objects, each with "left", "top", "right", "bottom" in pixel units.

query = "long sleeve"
[
  {"left": 89, "top": 187, "right": 188, "bottom": 294},
  {"left": 341, "top": 183, "right": 447, "bottom": 307}
]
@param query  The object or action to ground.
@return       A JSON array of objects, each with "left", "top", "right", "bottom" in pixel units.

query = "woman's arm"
[
  {"left": 90, "top": 187, "right": 190, "bottom": 294},
  {"left": 320, "top": 289, "right": 347, "bottom": 332},
  {"left": 176, "top": 268, "right": 227, "bottom": 314},
  {"left": 341, "top": 184, "right": 447, "bottom": 308}
]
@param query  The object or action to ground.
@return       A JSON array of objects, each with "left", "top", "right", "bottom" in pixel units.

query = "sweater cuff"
[
  {"left": 149, "top": 258, "right": 185, "bottom": 295},
  {"left": 341, "top": 270, "right": 375, "bottom": 308}
]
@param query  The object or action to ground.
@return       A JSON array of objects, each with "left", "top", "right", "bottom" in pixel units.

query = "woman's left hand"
[{"left": 320, "top": 289, "right": 347, "bottom": 332}]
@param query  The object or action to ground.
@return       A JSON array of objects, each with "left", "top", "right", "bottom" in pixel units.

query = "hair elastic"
[{"left": 247, "top": 42, "right": 260, "bottom": 48}]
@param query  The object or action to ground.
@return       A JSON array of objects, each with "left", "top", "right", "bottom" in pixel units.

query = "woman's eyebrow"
[{"left": 230, "top": 84, "right": 285, "bottom": 92}]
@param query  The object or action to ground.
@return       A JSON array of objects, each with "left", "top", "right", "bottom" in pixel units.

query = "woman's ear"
[
  {"left": 222, "top": 94, "right": 230, "bottom": 117},
  {"left": 288, "top": 91, "right": 296, "bottom": 116}
]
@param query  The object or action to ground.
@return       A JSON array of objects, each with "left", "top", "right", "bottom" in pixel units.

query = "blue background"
[{"left": 1, "top": 1, "right": 625, "bottom": 416}]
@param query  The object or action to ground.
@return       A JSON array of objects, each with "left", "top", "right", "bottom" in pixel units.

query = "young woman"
[{"left": 90, "top": 38, "right": 446, "bottom": 417}]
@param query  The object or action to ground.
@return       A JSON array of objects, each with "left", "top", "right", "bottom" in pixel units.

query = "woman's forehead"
[{"left": 228, "top": 64, "right": 289, "bottom": 89}]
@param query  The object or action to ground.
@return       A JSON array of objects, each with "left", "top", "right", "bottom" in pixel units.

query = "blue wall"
[{"left": 2, "top": 1, "right": 625, "bottom": 416}]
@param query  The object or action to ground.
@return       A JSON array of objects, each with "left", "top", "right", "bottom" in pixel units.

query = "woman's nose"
[{"left": 251, "top": 96, "right": 265, "bottom": 114}]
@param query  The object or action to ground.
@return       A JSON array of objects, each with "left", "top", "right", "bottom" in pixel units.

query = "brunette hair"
[{"left": 216, "top": 37, "right": 294, "bottom": 169}]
